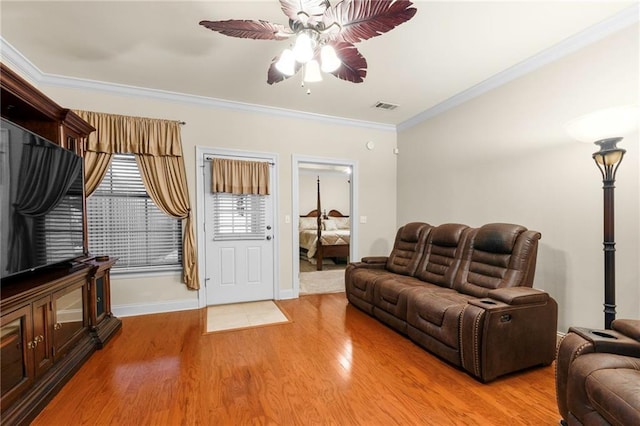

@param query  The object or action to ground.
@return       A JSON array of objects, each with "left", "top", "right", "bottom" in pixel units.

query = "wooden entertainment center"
[{"left": 0, "top": 63, "right": 121, "bottom": 425}]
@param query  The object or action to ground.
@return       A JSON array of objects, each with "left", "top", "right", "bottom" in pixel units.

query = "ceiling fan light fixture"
[
  {"left": 293, "top": 32, "right": 316, "bottom": 64},
  {"left": 320, "top": 45, "right": 341, "bottom": 73},
  {"left": 303, "top": 60, "right": 323, "bottom": 83},
  {"left": 199, "top": 0, "right": 417, "bottom": 86},
  {"left": 275, "top": 49, "right": 296, "bottom": 76}
]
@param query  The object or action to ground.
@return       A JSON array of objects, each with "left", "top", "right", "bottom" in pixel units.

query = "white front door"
[{"left": 203, "top": 154, "right": 275, "bottom": 305}]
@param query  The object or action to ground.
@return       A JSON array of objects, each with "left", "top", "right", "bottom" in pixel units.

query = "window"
[
  {"left": 41, "top": 184, "right": 84, "bottom": 264},
  {"left": 212, "top": 193, "right": 266, "bottom": 240},
  {"left": 87, "top": 153, "right": 182, "bottom": 272}
]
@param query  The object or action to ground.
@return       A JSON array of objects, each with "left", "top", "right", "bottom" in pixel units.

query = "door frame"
[
  {"left": 196, "top": 146, "right": 279, "bottom": 308},
  {"left": 292, "top": 155, "right": 358, "bottom": 298}
]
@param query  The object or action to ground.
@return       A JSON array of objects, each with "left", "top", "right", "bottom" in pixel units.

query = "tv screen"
[{"left": 1, "top": 118, "right": 86, "bottom": 279}]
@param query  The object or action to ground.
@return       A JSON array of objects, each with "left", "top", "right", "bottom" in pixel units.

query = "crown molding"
[
  {"left": 0, "top": 38, "right": 42, "bottom": 85},
  {"left": 0, "top": 37, "right": 395, "bottom": 133},
  {"left": 397, "top": 3, "right": 640, "bottom": 132}
]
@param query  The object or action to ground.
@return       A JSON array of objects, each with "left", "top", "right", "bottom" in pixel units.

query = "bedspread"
[{"left": 300, "top": 229, "right": 350, "bottom": 258}]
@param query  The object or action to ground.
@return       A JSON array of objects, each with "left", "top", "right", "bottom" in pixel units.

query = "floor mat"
[{"left": 205, "top": 300, "right": 290, "bottom": 334}]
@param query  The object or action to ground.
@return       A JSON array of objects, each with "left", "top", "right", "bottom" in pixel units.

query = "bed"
[{"left": 299, "top": 178, "right": 350, "bottom": 271}]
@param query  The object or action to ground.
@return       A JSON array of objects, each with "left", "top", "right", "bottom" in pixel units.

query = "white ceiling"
[{"left": 0, "top": 1, "right": 636, "bottom": 127}]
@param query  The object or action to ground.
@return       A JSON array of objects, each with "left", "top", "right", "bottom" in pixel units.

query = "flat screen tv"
[{"left": 1, "top": 118, "right": 86, "bottom": 280}]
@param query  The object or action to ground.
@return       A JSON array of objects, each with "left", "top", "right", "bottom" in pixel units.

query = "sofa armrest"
[
  {"left": 485, "top": 287, "right": 549, "bottom": 305},
  {"left": 461, "top": 291, "right": 558, "bottom": 382},
  {"left": 567, "top": 327, "right": 640, "bottom": 358},
  {"left": 347, "top": 261, "right": 387, "bottom": 271},
  {"left": 361, "top": 256, "right": 388, "bottom": 264}
]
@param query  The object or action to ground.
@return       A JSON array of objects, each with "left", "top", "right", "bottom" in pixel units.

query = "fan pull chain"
[{"left": 300, "top": 68, "right": 311, "bottom": 95}]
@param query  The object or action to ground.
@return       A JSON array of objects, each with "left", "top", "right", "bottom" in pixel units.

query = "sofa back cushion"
[
  {"left": 454, "top": 223, "right": 541, "bottom": 297},
  {"left": 414, "top": 223, "right": 471, "bottom": 288},
  {"left": 386, "top": 222, "right": 432, "bottom": 276}
]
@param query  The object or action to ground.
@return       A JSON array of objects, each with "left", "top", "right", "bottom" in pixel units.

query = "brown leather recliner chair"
[{"left": 555, "top": 319, "right": 640, "bottom": 425}]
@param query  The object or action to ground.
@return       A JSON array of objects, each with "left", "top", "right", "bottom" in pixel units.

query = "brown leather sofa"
[
  {"left": 556, "top": 319, "right": 640, "bottom": 425},
  {"left": 345, "top": 222, "right": 558, "bottom": 382}
]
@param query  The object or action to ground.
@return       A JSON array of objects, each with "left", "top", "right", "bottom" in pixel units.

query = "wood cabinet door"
[{"left": 0, "top": 305, "right": 34, "bottom": 412}]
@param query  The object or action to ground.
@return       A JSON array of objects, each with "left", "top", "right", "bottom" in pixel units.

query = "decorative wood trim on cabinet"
[
  {"left": 0, "top": 264, "right": 96, "bottom": 426},
  {"left": 86, "top": 257, "right": 122, "bottom": 349}
]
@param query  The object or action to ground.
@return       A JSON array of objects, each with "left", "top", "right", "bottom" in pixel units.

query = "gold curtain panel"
[
  {"left": 211, "top": 158, "right": 270, "bottom": 195},
  {"left": 74, "top": 110, "right": 200, "bottom": 290}
]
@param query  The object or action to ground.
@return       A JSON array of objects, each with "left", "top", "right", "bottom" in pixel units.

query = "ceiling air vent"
[{"left": 374, "top": 101, "right": 399, "bottom": 111}]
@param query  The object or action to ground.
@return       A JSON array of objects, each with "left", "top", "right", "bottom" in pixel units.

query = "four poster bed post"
[{"left": 299, "top": 177, "right": 350, "bottom": 271}]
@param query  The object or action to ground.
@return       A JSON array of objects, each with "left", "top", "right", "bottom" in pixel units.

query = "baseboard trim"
[
  {"left": 277, "top": 289, "right": 297, "bottom": 300},
  {"left": 112, "top": 299, "right": 199, "bottom": 318}
]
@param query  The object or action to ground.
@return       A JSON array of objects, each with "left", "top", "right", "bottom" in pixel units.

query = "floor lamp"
[{"left": 566, "top": 105, "right": 638, "bottom": 329}]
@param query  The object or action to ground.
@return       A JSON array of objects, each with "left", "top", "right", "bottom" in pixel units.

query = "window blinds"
[
  {"left": 211, "top": 193, "right": 266, "bottom": 240},
  {"left": 87, "top": 153, "right": 182, "bottom": 272}
]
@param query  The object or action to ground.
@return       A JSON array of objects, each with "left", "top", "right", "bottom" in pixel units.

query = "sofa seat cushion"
[
  {"left": 586, "top": 368, "right": 640, "bottom": 425},
  {"left": 373, "top": 276, "right": 455, "bottom": 322},
  {"left": 407, "top": 290, "right": 476, "bottom": 350},
  {"left": 346, "top": 267, "right": 392, "bottom": 305}
]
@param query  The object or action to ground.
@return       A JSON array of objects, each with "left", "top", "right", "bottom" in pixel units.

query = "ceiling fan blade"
[
  {"left": 267, "top": 55, "right": 303, "bottom": 85},
  {"left": 279, "top": 0, "right": 330, "bottom": 24},
  {"left": 323, "top": 0, "right": 417, "bottom": 44},
  {"left": 199, "top": 19, "right": 291, "bottom": 40},
  {"left": 329, "top": 42, "right": 367, "bottom": 83}
]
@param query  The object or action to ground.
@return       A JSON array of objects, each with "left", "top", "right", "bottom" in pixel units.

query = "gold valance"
[
  {"left": 212, "top": 158, "right": 270, "bottom": 195},
  {"left": 73, "top": 110, "right": 183, "bottom": 156}
]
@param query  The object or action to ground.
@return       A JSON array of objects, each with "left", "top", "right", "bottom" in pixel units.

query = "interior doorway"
[{"left": 292, "top": 155, "right": 358, "bottom": 297}]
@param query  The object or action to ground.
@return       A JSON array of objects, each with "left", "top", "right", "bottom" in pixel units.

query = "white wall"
[
  {"left": 32, "top": 83, "right": 397, "bottom": 314},
  {"left": 299, "top": 170, "right": 351, "bottom": 216},
  {"left": 397, "top": 25, "right": 639, "bottom": 332}
]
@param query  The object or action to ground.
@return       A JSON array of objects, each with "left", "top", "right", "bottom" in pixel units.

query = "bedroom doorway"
[{"left": 292, "top": 155, "right": 358, "bottom": 297}]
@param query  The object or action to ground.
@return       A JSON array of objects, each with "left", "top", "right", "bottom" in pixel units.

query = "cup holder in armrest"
[
  {"left": 591, "top": 331, "right": 617, "bottom": 339},
  {"left": 468, "top": 298, "right": 508, "bottom": 310},
  {"left": 569, "top": 327, "right": 640, "bottom": 356}
]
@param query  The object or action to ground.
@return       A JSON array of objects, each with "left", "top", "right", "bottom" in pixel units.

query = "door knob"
[
  {"left": 266, "top": 225, "right": 272, "bottom": 230},
  {"left": 266, "top": 236, "right": 272, "bottom": 240}
]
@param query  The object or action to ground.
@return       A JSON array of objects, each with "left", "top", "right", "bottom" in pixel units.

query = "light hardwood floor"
[{"left": 33, "top": 293, "right": 560, "bottom": 425}]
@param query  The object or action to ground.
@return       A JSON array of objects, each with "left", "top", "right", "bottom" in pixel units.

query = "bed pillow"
[
  {"left": 332, "top": 217, "right": 350, "bottom": 230},
  {"left": 323, "top": 219, "right": 338, "bottom": 231},
  {"left": 299, "top": 217, "right": 318, "bottom": 230}
]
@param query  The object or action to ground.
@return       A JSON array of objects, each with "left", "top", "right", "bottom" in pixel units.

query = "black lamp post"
[
  {"left": 591, "top": 137, "right": 625, "bottom": 329},
  {"left": 567, "top": 105, "right": 638, "bottom": 329}
]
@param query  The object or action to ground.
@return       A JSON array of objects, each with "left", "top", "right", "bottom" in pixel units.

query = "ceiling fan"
[{"left": 199, "top": 0, "right": 417, "bottom": 86}]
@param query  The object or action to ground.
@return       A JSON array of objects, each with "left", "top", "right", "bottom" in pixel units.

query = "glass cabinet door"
[{"left": 52, "top": 284, "right": 85, "bottom": 360}]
